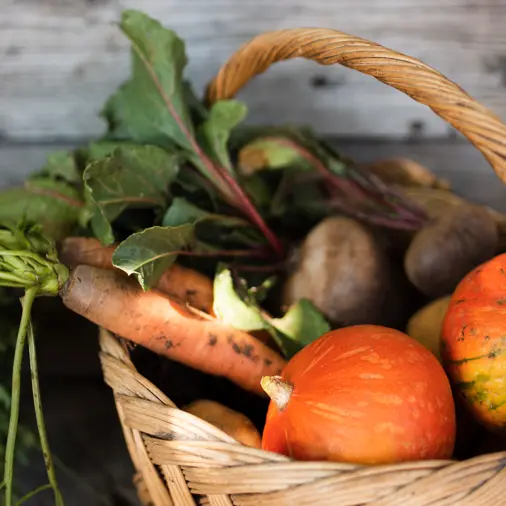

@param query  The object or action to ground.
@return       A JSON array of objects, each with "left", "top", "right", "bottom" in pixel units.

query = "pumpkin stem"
[{"left": 261, "top": 376, "right": 293, "bottom": 411}]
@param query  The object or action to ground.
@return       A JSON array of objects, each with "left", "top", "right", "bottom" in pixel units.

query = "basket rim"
[{"left": 206, "top": 26, "right": 506, "bottom": 187}]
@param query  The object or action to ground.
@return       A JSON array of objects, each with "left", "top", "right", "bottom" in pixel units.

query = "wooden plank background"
[{"left": 2, "top": 0, "right": 506, "bottom": 142}]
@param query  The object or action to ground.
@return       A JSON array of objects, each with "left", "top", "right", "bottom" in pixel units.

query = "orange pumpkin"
[
  {"left": 441, "top": 253, "right": 506, "bottom": 433},
  {"left": 261, "top": 325, "right": 456, "bottom": 464}
]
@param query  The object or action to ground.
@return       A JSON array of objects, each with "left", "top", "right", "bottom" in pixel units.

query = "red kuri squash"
[
  {"left": 441, "top": 253, "right": 506, "bottom": 433},
  {"left": 261, "top": 325, "right": 456, "bottom": 464}
]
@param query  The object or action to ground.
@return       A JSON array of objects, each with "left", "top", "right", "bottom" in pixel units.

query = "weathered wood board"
[{"left": 1, "top": 0, "right": 506, "bottom": 141}]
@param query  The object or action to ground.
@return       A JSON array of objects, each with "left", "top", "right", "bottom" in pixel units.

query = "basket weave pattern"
[
  {"left": 99, "top": 28, "right": 506, "bottom": 505},
  {"left": 100, "top": 329, "right": 506, "bottom": 506}
]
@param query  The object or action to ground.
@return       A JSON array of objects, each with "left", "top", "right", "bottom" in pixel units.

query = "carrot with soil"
[
  {"left": 58, "top": 237, "right": 279, "bottom": 348},
  {"left": 59, "top": 236, "right": 215, "bottom": 314},
  {"left": 61, "top": 265, "right": 285, "bottom": 395}
]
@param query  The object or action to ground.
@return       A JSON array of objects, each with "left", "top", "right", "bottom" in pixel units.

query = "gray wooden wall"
[{"left": 2, "top": 0, "right": 506, "bottom": 142}]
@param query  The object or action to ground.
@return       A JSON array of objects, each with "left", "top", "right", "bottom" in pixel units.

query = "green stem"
[
  {"left": 0, "top": 273, "right": 35, "bottom": 286},
  {"left": 27, "top": 318, "right": 64, "bottom": 506},
  {"left": 3, "top": 287, "right": 37, "bottom": 506},
  {"left": 0, "top": 250, "right": 52, "bottom": 263},
  {"left": 16, "top": 484, "right": 52, "bottom": 506},
  {"left": 0, "top": 282, "right": 27, "bottom": 289}
]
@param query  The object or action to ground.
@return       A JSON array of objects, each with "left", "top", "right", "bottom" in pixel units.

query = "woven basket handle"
[{"left": 206, "top": 28, "right": 506, "bottom": 184}]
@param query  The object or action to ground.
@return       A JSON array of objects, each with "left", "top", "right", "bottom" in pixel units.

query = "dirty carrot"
[
  {"left": 60, "top": 265, "right": 286, "bottom": 395},
  {"left": 59, "top": 236, "right": 215, "bottom": 314}
]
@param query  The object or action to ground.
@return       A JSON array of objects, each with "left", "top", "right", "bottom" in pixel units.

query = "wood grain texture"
[
  {"left": 1, "top": 0, "right": 506, "bottom": 140},
  {"left": 3, "top": 139, "right": 506, "bottom": 212}
]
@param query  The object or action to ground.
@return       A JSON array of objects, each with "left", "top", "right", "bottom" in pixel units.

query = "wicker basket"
[{"left": 98, "top": 28, "right": 506, "bottom": 506}]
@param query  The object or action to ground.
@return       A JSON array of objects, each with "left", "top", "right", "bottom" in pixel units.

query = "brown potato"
[
  {"left": 282, "top": 216, "right": 391, "bottom": 327},
  {"left": 393, "top": 186, "right": 506, "bottom": 254},
  {"left": 399, "top": 187, "right": 477, "bottom": 219},
  {"left": 183, "top": 399, "right": 261, "bottom": 448},
  {"left": 485, "top": 206, "right": 506, "bottom": 253},
  {"left": 404, "top": 204, "right": 498, "bottom": 298},
  {"left": 406, "top": 296, "right": 451, "bottom": 362},
  {"left": 401, "top": 187, "right": 506, "bottom": 237},
  {"left": 369, "top": 187, "right": 467, "bottom": 258},
  {"left": 362, "top": 157, "right": 450, "bottom": 189}
]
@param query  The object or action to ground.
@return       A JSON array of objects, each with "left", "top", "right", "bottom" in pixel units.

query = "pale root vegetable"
[
  {"left": 59, "top": 236, "right": 214, "bottom": 313},
  {"left": 362, "top": 158, "right": 450, "bottom": 190},
  {"left": 404, "top": 204, "right": 498, "bottom": 297},
  {"left": 60, "top": 265, "right": 286, "bottom": 396},
  {"left": 183, "top": 399, "right": 261, "bottom": 448},
  {"left": 261, "top": 325, "right": 456, "bottom": 464},
  {"left": 406, "top": 296, "right": 451, "bottom": 362},
  {"left": 282, "top": 216, "right": 390, "bottom": 326}
]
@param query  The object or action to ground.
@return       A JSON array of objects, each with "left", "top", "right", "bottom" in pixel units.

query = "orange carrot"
[
  {"left": 59, "top": 237, "right": 214, "bottom": 314},
  {"left": 60, "top": 265, "right": 286, "bottom": 395}
]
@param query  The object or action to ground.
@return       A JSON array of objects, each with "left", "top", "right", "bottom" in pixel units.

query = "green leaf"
[
  {"left": 271, "top": 172, "right": 329, "bottom": 221},
  {"left": 112, "top": 224, "right": 197, "bottom": 290},
  {"left": 235, "top": 126, "right": 348, "bottom": 178},
  {"left": 83, "top": 144, "right": 180, "bottom": 244},
  {"left": 85, "top": 140, "right": 141, "bottom": 162},
  {"left": 212, "top": 265, "right": 267, "bottom": 331},
  {"left": 197, "top": 100, "right": 247, "bottom": 173},
  {"left": 242, "top": 173, "right": 275, "bottom": 209},
  {"left": 174, "top": 168, "right": 219, "bottom": 209},
  {"left": 101, "top": 10, "right": 194, "bottom": 151},
  {"left": 162, "top": 198, "right": 264, "bottom": 248},
  {"left": 162, "top": 197, "right": 249, "bottom": 228},
  {"left": 211, "top": 266, "right": 313, "bottom": 359},
  {"left": 0, "top": 178, "right": 83, "bottom": 241},
  {"left": 271, "top": 299, "right": 330, "bottom": 347},
  {"left": 35, "top": 150, "right": 81, "bottom": 183},
  {"left": 238, "top": 137, "right": 313, "bottom": 175},
  {"left": 229, "top": 124, "right": 315, "bottom": 150}
]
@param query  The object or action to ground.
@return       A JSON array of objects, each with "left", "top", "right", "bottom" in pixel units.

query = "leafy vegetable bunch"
[
  {"left": 0, "top": 10, "right": 426, "bottom": 291},
  {"left": 0, "top": 9, "right": 429, "bottom": 505}
]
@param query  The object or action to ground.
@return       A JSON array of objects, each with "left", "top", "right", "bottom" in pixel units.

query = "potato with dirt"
[
  {"left": 282, "top": 216, "right": 392, "bottom": 327},
  {"left": 362, "top": 157, "right": 450, "bottom": 190},
  {"left": 399, "top": 186, "right": 506, "bottom": 253},
  {"left": 404, "top": 204, "right": 498, "bottom": 298}
]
